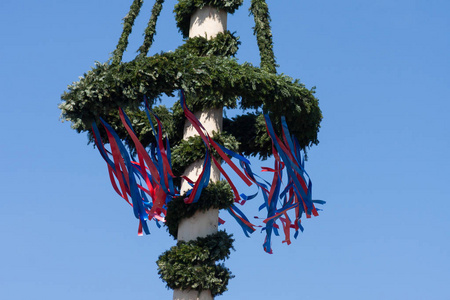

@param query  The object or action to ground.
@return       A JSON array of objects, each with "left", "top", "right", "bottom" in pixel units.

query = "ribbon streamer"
[{"left": 91, "top": 90, "right": 324, "bottom": 252}]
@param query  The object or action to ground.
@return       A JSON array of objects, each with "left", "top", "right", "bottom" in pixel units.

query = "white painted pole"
[{"left": 173, "top": 6, "right": 228, "bottom": 300}]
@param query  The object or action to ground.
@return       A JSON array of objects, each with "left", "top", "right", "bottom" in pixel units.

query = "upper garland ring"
[
  {"left": 60, "top": 47, "right": 321, "bottom": 155},
  {"left": 60, "top": 1, "right": 321, "bottom": 158}
]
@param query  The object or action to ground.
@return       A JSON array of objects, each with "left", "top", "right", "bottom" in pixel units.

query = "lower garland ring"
[
  {"left": 157, "top": 231, "right": 234, "bottom": 296},
  {"left": 165, "top": 181, "right": 234, "bottom": 238}
]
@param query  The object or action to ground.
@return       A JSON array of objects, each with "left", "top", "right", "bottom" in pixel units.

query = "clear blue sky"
[{"left": 1, "top": 0, "right": 449, "bottom": 299}]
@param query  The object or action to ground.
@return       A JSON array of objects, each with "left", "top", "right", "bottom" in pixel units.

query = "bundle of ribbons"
[{"left": 92, "top": 91, "right": 324, "bottom": 253}]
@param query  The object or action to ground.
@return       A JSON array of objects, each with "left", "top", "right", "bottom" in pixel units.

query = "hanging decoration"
[
  {"left": 59, "top": 0, "right": 324, "bottom": 296},
  {"left": 90, "top": 91, "right": 321, "bottom": 252}
]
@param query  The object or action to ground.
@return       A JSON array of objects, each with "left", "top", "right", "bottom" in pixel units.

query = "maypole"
[
  {"left": 59, "top": 1, "right": 324, "bottom": 299},
  {"left": 174, "top": 5, "right": 227, "bottom": 300}
]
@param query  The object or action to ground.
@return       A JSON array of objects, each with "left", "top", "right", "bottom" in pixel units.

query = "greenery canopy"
[{"left": 59, "top": 0, "right": 321, "bottom": 160}]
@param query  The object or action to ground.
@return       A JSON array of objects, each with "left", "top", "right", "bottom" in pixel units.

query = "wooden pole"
[{"left": 173, "top": 6, "right": 228, "bottom": 300}]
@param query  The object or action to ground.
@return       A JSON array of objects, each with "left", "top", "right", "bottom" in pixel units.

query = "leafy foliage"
[
  {"left": 171, "top": 131, "right": 240, "bottom": 177},
  {"left": 165, "top": 181, "right": 234, "bottom": 238},
  {"left": 157, "top": 231, "right": 234, "bottom": 296},
  {"left": 223, "top": 112, "right": 272, "bottom": 159},
  {"left": 112, "top": 0, "right": 144, "bottom": 65},
  {"left": 60, "top": 50, "right": 321, "bottom": 156},
  {"left": 136, "top": 0, "right": 165, "bottom": 59},
  {"left": 60, "top": 0, "right": 321, "bottom": 157},
  {"left": 250, "top": 0, "right": 277, "bottom": 73},
  {"left": 174, "top": 0, "right": 244, "bottom": 37},
  {"left": 178, "top": 31, "right": 240, "bottom": 57}
]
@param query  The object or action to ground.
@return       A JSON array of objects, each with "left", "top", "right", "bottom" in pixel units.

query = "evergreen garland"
[
  {"left": 165, "top": 181, "right": 234, "bottom": 238},
  {"left": 60, "top": 51, "right": 321, "bottom": 156},
  {"left": 223, "top": 112, "right": 272, "bottom": 159},
  {"left": 250, "top": 0, "right": 277, "bottom": 73},
  {"left": 112, "top": 0, "right": 144, "bottom": 65},
  {"left": 171, "top": 132, "right": 239, "bottom": 177},
  {"left": 178, "top": 31, "right": 240, "bottom": 57},
  {"left": 92, "top": 104, "right": 185, "bottom": 158},
  {"left": 157, "top": 231, "right": 234, "bottom": 296},
  {"left": 136, "top": 0, "right": 165, "bottom": 59},
  {"left": 174, "top": 0, "right": 244, "bottom": 38}
]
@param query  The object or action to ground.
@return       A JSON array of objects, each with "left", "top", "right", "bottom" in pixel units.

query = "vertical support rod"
[{"left": 173, "top": 6, "right": 228, "bottom": 300}]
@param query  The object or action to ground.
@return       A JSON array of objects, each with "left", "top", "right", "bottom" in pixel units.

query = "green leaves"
[
  {"left": 171, "top": 131, "right": 239, "bottom": 177},
  {"left": 112, "top": 0, "right": 144, "bottom": 65},
  {"left": 250, "top": 0, "right": 277, "bottom": 73},
  {"left": 223, "top": 112, "right": 272, "bottom": 159},
  {"left": 60, "top": 46, "right": 321, "bottom": 157},
  {"left": 178, "top": 31, "right": 240, "bottom": 57},
  {"left": 157, "top": 231, "right": 234, "bottom": 296},
  {"left": 60, "top": 0, "right": 322, "bottom": 170},
  {"left": 174, "top": 0, "right": 244, "bottom": 37},
  {"left": 165, "top": 181, "right": 234, "bottom": 238},
  {"left": 136, "top": 0, "right": 165, "bottom": 59}
]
